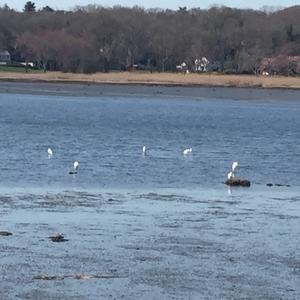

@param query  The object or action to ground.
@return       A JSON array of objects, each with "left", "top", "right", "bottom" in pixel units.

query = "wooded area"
[{"left": 0, "top": 3, "right": 299, "bottom": 74}]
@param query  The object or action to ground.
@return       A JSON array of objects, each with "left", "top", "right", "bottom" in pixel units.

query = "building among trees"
[{"left": 0, "top": 50, "right": 11, "bottom": 64}]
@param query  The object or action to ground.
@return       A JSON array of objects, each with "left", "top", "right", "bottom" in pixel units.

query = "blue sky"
[{"left": 1, "top": 0, "right": 298, "bottom": 11}]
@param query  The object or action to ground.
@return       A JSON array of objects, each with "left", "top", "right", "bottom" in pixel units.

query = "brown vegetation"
[{"left": 0, "top": 71, "right": 299, "bottom": 89}]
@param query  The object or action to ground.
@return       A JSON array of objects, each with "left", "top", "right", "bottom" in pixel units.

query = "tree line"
[{"left": 0, "top": 3, "right": 299, "bottom": 74}]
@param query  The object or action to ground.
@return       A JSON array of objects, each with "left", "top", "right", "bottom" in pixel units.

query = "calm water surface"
[
  {"left": 0, "top": 93, "right": 299, "bottom": 189},
  {"left": 0, "top": 92, "right": 299, "bottom": 299}
]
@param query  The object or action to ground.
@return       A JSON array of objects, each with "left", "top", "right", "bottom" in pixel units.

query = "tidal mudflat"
[
  {"left": 1, "top": 188, "right": 300, "bottom": 299},
  {"left": 0, "top": 80, "right": 300, "bottom": 101}
]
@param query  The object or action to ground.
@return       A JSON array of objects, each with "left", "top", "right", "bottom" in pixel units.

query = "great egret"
[
  {"left": 47, "top": 148, "right": 53, "bottom": 158},
  {"left": 142, "top": 146, "right": 147, "bottom": 154},
  {"left": 227, "top": 162, "right": 238, "bottom": 180},
  {"left": 183, "top": 148, "right": 192, "bottom": 155},
  {"left": 226, "top": 161, "right": 251, "bottom": 187},
  {"left": 69, "top": 161, "right": 79, "bottom": 174},
  {"left": 227, "top": 171, "right": 234, "bottom": 180},
  {"left": 74, "top": 161, "right": 79, "bottom": 171},
  {"left": 232, "top": 162, "right": 238, "bottom": 173}
]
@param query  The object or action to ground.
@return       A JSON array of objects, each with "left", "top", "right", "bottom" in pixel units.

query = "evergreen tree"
[{"left": 24, "top": 1, "right": 36, "bottom": 12}]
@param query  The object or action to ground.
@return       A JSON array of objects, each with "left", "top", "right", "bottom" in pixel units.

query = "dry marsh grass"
[{"left": 0, "top": 71, "right": 299, "bottom": 89}]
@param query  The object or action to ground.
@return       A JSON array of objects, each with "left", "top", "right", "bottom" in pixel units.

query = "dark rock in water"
[
  {"left": 73, "top": 274, "right": 117, "bottom": 280},
  {"left": 49, "top": 234, "right": 68, "bottom": 242},
  {"left": 69, "top": 171, "right": 78, "bottom": 175},
  {"left": 33, "top": 275, "right": 64, "bottom": 280},
  {"left": 267, "top": 183, "right": 291, "bottom": 187},
  {"left": 0, "top": 231, "right": 13, "bottom": 236},
  {"left": 226, "top": 178, "right": 251, "bottom": 187},
  {"left": 33, "top": 273, "right": 120, "bottom": 280}
]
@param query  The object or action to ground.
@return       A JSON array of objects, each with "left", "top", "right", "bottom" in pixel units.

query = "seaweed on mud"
[
  {"left": 260, "top": 212, "right": 300, "bottom": 220},
  {"left": 137, "top": 192, "right": 195, "bottom": 203},
  {"left": 278, "top": 257, "right": 300, "bottom": 273},
  {"left": 0, "top": 191, "right": 111, "bottom": 210},
  {"left": 0, "top": 231, "right": 13, "bottom": 236},
  {"left": 33, "top": 274, "right": 120, "bottom": 280},
  {"left": 210, "top": 199, "right": 242, "bottom": 205},
  {"left": 107, "top": 198, "right": 122, "bottom": 204},
  {"left": 0, "top": 195, "right": 14, "bottom": 206},
  {"left": 135, "top": 256, "right": 162, "bottom": 262},
  {"left": 159, "top": 222, "right": 182, "bottom": 229}
]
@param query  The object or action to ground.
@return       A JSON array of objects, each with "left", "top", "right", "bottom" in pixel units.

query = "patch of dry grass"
[{"left": 0, "top": 71, "right": 299, "bottom": 89}]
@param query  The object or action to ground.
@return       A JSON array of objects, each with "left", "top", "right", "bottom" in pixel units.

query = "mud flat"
[
  {"left": 0, "top": 188, "right": 299, "bottom": 299},
  {"left": 0, "top": 80, "right": 299, "bottom": 101}
]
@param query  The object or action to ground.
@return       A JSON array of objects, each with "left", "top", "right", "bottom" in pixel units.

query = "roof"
[{"left": 0, "top": 50, "right": 10, "bottom": 56}]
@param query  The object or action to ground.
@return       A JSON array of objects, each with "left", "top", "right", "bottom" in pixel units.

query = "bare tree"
[{"left": 0, "top": 5, "right": 299, "bottom": 74}]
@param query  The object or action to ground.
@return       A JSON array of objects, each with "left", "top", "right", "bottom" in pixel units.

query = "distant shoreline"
[
  {"left": 0, "top": 72, "right": 300, "bottom": 101},
  {"left": 1, "top": 82, "right": 299, "bottom": 102},
  {"left": 0, "top": 71, "right": 300, "bottom": 90}
]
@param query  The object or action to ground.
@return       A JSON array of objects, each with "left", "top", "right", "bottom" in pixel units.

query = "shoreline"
[
  {"left": 0, "top": 71, "right": 300, "bottom": 89},
  {"left": 0, "top": 72, "right": 300, "bottom": 101}
]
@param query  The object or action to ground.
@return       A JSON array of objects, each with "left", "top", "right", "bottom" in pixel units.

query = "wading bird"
[
  {"left": 232, "top": 161, "right": 238, "bottom": 173},
  {"left": 227, "top": 171, "right": 234, "bottom": 180},
  {"left": 183, "top": 148, "right": 192, "bottom": 155},
  {"left": 47, "top": 148, "right": 53, "bottom": 158},
  {"left": 142, "top": 145, "right": 147, "bottom": 155},
  {"left": 226, "top": 161, "right": 250, "bottom": 187},
  {"left": 69, "top": 161, "right": 79, "bottom": 174},
  {"left": 227, "top": 162, "right": 238, "bottom": 180}
]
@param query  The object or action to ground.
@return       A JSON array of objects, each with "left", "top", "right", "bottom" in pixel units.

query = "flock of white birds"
[{"left": 47, "top": 146, "right": 238, "bottom": 179}]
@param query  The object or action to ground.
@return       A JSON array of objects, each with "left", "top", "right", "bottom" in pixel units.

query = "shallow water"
[
  {"left": 0, "top": 92, "right": 300, "bottom": 299},
  {"left": 0, "top": 93, "right": 299, "bottom": 189}
]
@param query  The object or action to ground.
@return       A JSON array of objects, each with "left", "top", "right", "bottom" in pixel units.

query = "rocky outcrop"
[
  {"left": 226, "top": 178, "right": 251, "bottom": 187},
  {"left": 0, "top": 231, "right": 13, "bottom": 236},
  {"left": 49, "top": 234, "right": 68, "bottom": 242}
]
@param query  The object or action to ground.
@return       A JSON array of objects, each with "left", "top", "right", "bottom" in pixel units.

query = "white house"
[
  {"left": 0, "top": 50, "right": 11, "bottom": 64},
  {"left": 195, "top": 57, "right": 209, "bottom": 72}
]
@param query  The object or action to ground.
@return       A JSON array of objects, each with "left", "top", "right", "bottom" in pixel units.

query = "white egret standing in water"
[
  {"left": 74, "top": 161, "right": 79, "bottom": 171},
  {"left": 69, "top": 161, "right": 79, "bottom": 174},
  {"left": 142, "top": 146, "right": 147, "bottom": 155},
  {"left": 47, "top": 148, "right": 53, "bottom": 158},
  {"left": 183, "top": 148, "right": 192, "bottom": 155}
]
